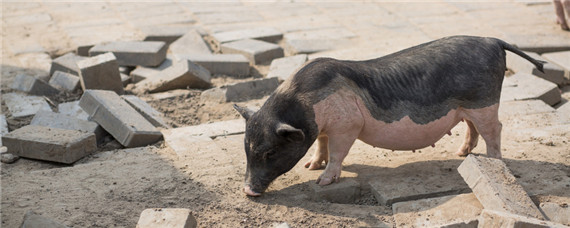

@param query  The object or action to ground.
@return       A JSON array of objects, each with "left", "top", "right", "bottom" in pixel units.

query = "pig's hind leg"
[
  {"left": 461, "top": 104, "right": 502, "bottom": 159},
  {"left": 304, "top": 134, "right": 329, "bottom": 170},
  {"left": 456, "top": 120, "right": 479, "bottom": 156}
]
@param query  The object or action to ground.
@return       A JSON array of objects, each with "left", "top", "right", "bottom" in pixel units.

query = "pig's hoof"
[
  {"left": 455, "top": 150, "right": 469, "bottom": 157},
  {"left": 304, "top": 160, "right": 324, "bottom": 170},
  {"left": 316, "top": 174, "right": 339, "bottom": 186}
]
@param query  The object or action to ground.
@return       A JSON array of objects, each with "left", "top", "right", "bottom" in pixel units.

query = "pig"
[{"left": 234, "top": 35, "right": 544, "bottom": 197}]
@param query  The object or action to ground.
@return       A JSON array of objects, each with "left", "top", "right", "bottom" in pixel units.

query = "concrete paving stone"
[
  {"left": 3, "top": 13, "right": 52, "bottom": 25},
  {"left": 285, "top": 39, "right": 353, "bottom": 55},
  {"left": 11, "top": 74, "right": 60, "bottom": 96},
  {"left": 2, "top": 125, "right": 96, "bottom": 164},
  {"left": 20, "top": 211, "right": 69, "bottom": 228},
  {"left": 162, "top": 133, "right": 216, "bottom": 158},
  {"left": 221, "top": 39, "right": 284, "bottom": 65},
  {"left": 77, "top": 44, "right": 95, "bottom": 57},
  {"left": 3, "top": 93, "right": 52, "bottom": 118},
  {"left": 173, "top": 54, "right": 250, "bottom": 77},
  {"left": 50, "top": 52, "right": 87, "bottom": 76},
  {"left": 478, "top": 210, "right": 566, "bottom": 228},
  {"left": 212, "top": 27, "right": 283, "bottom": 45},
  {"left": 285, "top": 27, "right": 357, "bottom": 41},
  {"left": 506, "top": 51, "right": 566, "bottom": 85},
  {"left": 539, "top": 197, "right": 570, "bottom": 225},
  {"left": 542, "top": 51, "right": 570, "bottom": 80},
  {"left": 0, "top": 114, "right": 7, "bottom": 147},
  {"left": 58, "top": 101, "right": 89, "bottom": 121},
  {"left": 135, "top": 59, "right": 211, "bottom": 93},
  {"left": 120, "top": 4, "right": 184, "bottom": 19},
  {"left": 79, "top": 90, "right": 162, "bottom": 148},
  {"left": 140, "top": 25, "right": 198, "bottom": 45},
  {"left": 77, "top": 52, "right": 125, "bottom": 95},
  {"left": 49, "top": 71, "right": 80, "bottom": 92},
  {"left": 309, "top": 178, "right": 360, "bottom": 204},
  {"left": 149, "top": 89, "right": 194, "bottom": 100},
  {"left": 130, "top": 57, "right": 174, "bottom": 83},
  {"left": 168, "top": 30, "right": 212, "bottom": 56},
  {"left": 121, "top": 95, "right": 169, "bottom": 128},
  {"left": 89, "top": 41, "right": 167, "bottom": 67},
  {"left": 137, "top": 208, "right": 197, "bottom": 228},
  {"left": 120, "top": 73, "right": 130, "bottom": 86},
  {"left": 508, "top": 33, "right": 570, "bottom": 54},
  {"left": 201, "top": 77, "right": 279, "bottom": 103},
  {"left": 499, "top": 100, "right": 555, "bottom": 117},
  {"left": 30, "top": 110, "right": 105, "bottom": 144},
  {"left": 368, "top": 160, "right": 470, "bottom": 206},
  {"left": 458, "top": 154, "right": 544, "bottom": 219},
  {"left": 392, "top": 193, "right": 482, "bottom": 228},
  {"left": 267, "top": 54, "right": 308, "bottom": 81},
  {"left": 193, "top": 11, "right": 263, "bottom": 25},
  {"left": 16, "top": 52, "right": 52, "bottom": 77},
  {"left": 129, "top": 13, "right": 196, "bottom": 28},
  {"left": 161, "top": 119, "right": 244, "bottom": 139},
  {"left": 501, "top": 73, "right": 561, "bottom": 106}
]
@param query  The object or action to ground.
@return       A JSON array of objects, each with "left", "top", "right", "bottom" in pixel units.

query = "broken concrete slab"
[
  {"left": 20, "top": 211, "right": 69, "bottom": 228},
  {"left": 88, "top": 41, "right": 167, "bottom": 67},
  {"left": 458, "top": 154, "right": 544, "bottom": 219},
  {"left": 2, "top": 125, "right": 96, "bottom": 164},
  {"left": 3, "top": 92, "right": 52, "bottom": 118},
  {"left": 539, "top": 197, "right": 570, "bottom": 225},
  {"left": 392, "top": 193, "right": 482, "bottom": 228},
  {"left": 79, "top": 90, "right": 162, "bottom": 148},
  {"left": 49, "top": 52, "right": 87, "bottom": 76},
  {"left": 173, "top": 54, "right": 250, "bottom": 77},
  {"left": 135, "top": 59, "right": 211, "bottom": 93},
  {"left": 267, "top": 54, "right": 308, "bottom": 81},
  {"left": 169, "top": 30, "right": 212, "bottom": 56},
  {"left": 200, "top": 77, "right": 279, "bottom": 103},
  {"left": 506, "top": 51, "right": 566, "bottom": 85},
  {"left": 212, "top": 27, "right": 283, "bottom": 45},
  {"left": 309, "top": 178, "right": 360, "bottom": 204},
  {"left": 137, "top": 208, "right": 197, "bottom": 228},
  {"left": 499, "top": 100, "right": 555, "bottom": 117},
  {"left": 542, "top": 51, "right": 570, "bottom": 79},
  {"left": 77, "top": 52, "right": 125, "bottom": 95},
  {"left": 11, "top": 74, "right": 60, "bottom": 96},
  {"left": 501, "top": 73, "right": 561, "bottom": 106},
  {"left": 221, "top": 39, "right": 284, "bottom": 65},
  {"left": 478, "top": 210, "right": 566, "bottom": 228},
  {"left": 121, "top": 95, "right": 169, "bottom": 128},
  {"left": 161, "top": 119, "right": 244, "bottom": 139},
  {"left": 58, "top": 101, "right": 89, "bottom": 121},
  {"left": 30, "top": 110, "right": 105, "bottom": 143},
  {"left": 49, "top": 71, "right": 80, "bottom": 92},
  {"left": 130, "top": 57, "right": 173, "bottom": 83}
]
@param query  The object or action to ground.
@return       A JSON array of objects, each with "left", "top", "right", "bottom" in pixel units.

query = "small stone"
[
  {"left": 1, "top": 153, "right": 19, "bottom": 164},
  {"left": 137, "top": 208, "right": 197, "bottom": 228}
]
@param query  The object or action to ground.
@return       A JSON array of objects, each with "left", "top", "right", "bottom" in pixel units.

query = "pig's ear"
[
  {"left": 276, "top": 123, "right": 305, "bottom": 142},
  {"left": 233, "top": 104, "right": 255, "bottom": 120}
]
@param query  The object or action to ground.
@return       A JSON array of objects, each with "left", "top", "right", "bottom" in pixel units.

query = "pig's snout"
[{"left": 243, "top": 184, "right": 262, "bottom": 197}]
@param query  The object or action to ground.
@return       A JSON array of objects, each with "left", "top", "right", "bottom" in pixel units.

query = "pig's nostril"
[{"left": 243, "top": 185, "right": 261, "bottom": 197}]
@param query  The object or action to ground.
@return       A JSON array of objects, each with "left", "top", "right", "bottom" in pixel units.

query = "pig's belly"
[{"left": 358, "top": 104, "right": 462, "bottom": 150}]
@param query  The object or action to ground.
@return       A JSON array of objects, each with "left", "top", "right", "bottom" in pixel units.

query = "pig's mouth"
[{"left": 243, "top": 184, "right": 263, "bottom": 197}]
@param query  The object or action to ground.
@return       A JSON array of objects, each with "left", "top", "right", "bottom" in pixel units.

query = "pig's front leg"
[
  {"left": 316, "top": 131, "right": 359, "bottom": 185},
  {"left": 304, "top": 134, "right": 329, "bottom": 170}
]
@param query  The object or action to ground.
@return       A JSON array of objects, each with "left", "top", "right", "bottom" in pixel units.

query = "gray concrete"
[
  {"left": 201, "top": 77, "right": 279, "bottom": 103},
  {"left": 30, "top": 110, "right": 105, "bottom": 144},
  {"left": 173, "top": 54, "right": 250, "bottom": 77},
  {"left": 49, "top": 71, "right": 80, "bottom": 92},
  {"left": 458, "top": 155, "right": 544, "bottom": 219},
  {"left": 506, "top": 51, "right": 566, "bottom": 85},
  {"left": 168, "top": 30, "right": 212, "bottom": 56},
  {"left": 137, "top": 208, "right": 197, "bottom": 228},
  {"left": 141, "top": 25, "right": 195, "bottom": 45},
  {"left": 79, "top": 90, "right": 162, "bottom": 148},
  {"left": 221, "top": 39, "right": 284, "bottom": 65},
  {"left": 89, "top": 41, "right": 167, "bottom": 67},
  {"left": 501, "top": 73, "right": 561, "bottom": 106},
  {"left": 2, "top": 93, "right": 52, "bottom": 118},
  {"left": 11, "top": 74, "right": 60, "bottom": 96},
  {"left": 309, "top": 178, "right": 360, "bottom": 204},
  {"left": 49, "top": 52, "right": 87, "bottom": 76},
  {"left": 478, "top": 210, "right": 566, "bottom": 228},
  {"left": 0, "top": 114, "right": 7, "bottom": 147},
  {"left": 121, "top": 95, "right": 169, "bottom": 128},
  {"left": 135, "top": 59, "right": 211, "bottom": 93},
  {"left": 212, "top": 27, "right": 283, "bottom": 45},
  {"left": 267, "top": 54, "right": 308, "bottom": 81},
  {"left": 542, "top": 51, "right": 570, "bottom": 80},
  {"left": 539, "top": 197, "right": 570, "bottom": 225},
  {"left": 1, "top": 125, "right": 96, "bottom": 164},
  {"left": 130, "top": 57, "right": 173, "bottom": 83},
  {"left": 120, "top": 73, "right": 130, "bottom": 86},
  {"left": 77, "top": 52, "right": 125, "bottom": 94},
  {"left": 58, "top": 101, "right": 89, "bottom": 121},
  {"left": 161, "top": 119, "right": 244, "bottom": 139}
]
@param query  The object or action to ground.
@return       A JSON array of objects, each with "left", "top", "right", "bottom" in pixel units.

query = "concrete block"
[
  {"left": 0, "top": 114, "right": 7, "bottom": 147},
  {"left": 77, "top": 52, "right": 125, "bottom": 95},
  {"left": 150, "top": 90, "right": 194, "bottom": 101},
  {"left": 506, "top": 51, "right": 566, "bottom": 85},
  {"left": 499, "top": 100, "right": 555, "bottom": 117},
  {"left": 201, "top": 78, "right": 279, "bottom": 103},
  {"left": 58, "top": 101, "right": 89, "bottom": 121},
  {"left": 89, "top": 41, "right": 167, "bottom": 67},
  {"left": 30, "top": 110, "right": 105, "bottom": 143},
  {"left": 267, "top": 54, "right": 308, "bottom": 81},
  {"left": 120, "top": 73, "right": 130, "bottom": 86},
  {"left": 161, "top": 119, "right": 244, "bottom": 139},
  {"left": 543, "top": 51, "right": 570, "bottom": 80},
  {"left": 478, "top": 210, "right": 566, "bottom": 228},
  {"left": 457, "top": 154, "right": 544, "bottom": 219},
  {"left": 121, "top": 95, "right": 169, "bottom": 128},
  {"left": 221, "top": 39, "right": 284, "bottom": 65},
  {"left": 141, "top": 25, "right": 195, "bottom": 45},
  {"left": 392, "top": 193, "right": 482, "bottom": 228},
  {"left": 49, "top": 71, "right": 80, "bottom": 92},
  {"left": 136, "top": 208, "right": 197, "bottom": 228},
  {"left": 79, "top": 90, "right": 162, "bottom": 148},
  {"left": 135, "top": 59, "right": 211, "bottom": 93},
  {"left": 309, "top": 178, "right": 360, "bottom": 204},
  {"left": 49, "top": 52, "right": 87, "bottom": 76},
  {"left": 11, "top": 74, "right": 60, "bottom": 96},
  {"left": 20, "top": 211, "right": 69, "bottom": 228},
  {"left": 501, "top": 73, "right": 561, "bottom": 106},
  {"left": 130, "top": 57, "right": 173, "bottom": 83},
  {"left": 169, "top": 30, "right": 212, "bottom": 56},
  {"left": 77, "top": 44, "right": 94, "bottom": 57},
  {"left": 2, "top": 125, "right": 96, "bottom": 164},
  {"left": 3, "top": 93, "right": 52, "bottom": 118},
  {"left": 212, "top": 27, "right": 283, "bottom": 45},
  {"left": 539, "top": 197, "right": 570, "bottom": 225},
  {"left": 173, "top": 54, "right": 250, "bottom": 77}
]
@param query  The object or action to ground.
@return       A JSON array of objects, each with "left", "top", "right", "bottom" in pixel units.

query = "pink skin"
[
  {"left": 555, "top": 0, "right": 570, "bottom": 31},
  {"left": 306, "top": 89, "right": 502, "bottom": 186}
]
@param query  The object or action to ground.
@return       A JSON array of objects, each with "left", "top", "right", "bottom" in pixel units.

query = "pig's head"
[{"left": 234, "top": 104, "right": 314, "bottom": 196}]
